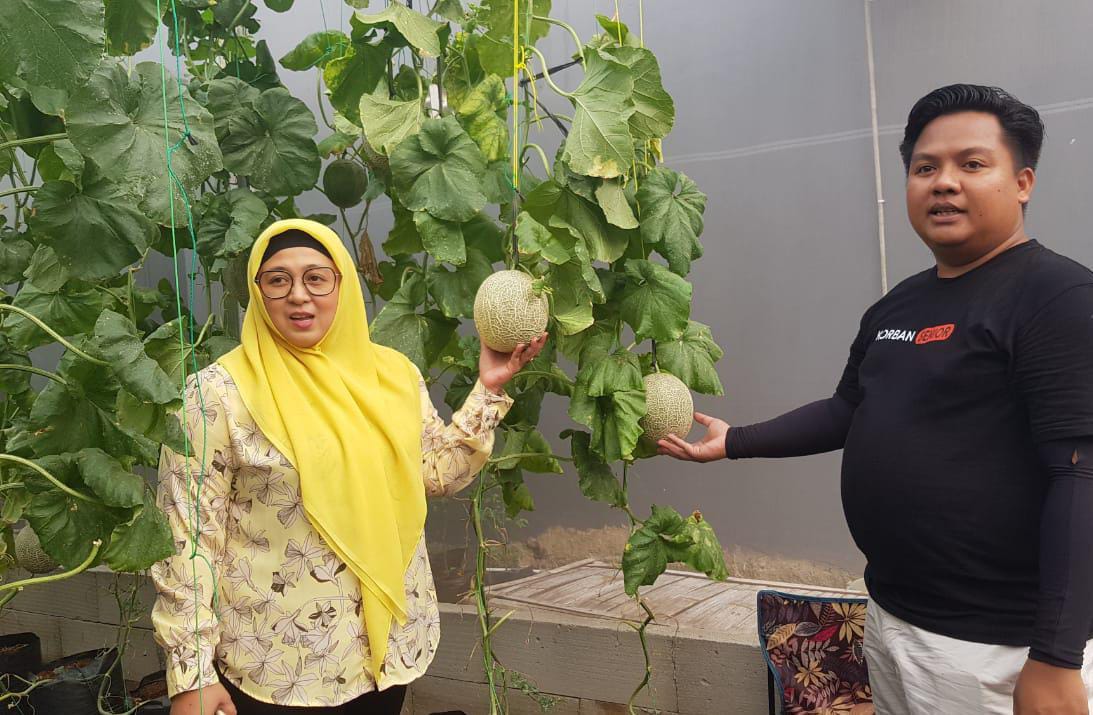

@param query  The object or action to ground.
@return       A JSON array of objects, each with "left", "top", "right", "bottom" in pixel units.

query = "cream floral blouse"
[{"left": 150, "top": 361, "right": 512, "bottom": 706}]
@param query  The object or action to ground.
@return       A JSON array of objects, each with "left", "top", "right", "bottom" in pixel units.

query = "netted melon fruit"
[
  {"left": 14, "top": 527, "right": 58, "bottom": 574},
  {"left": 640, "top": 372, "right": 694, "bottom": 442},
  {"left": 323, "top": 159, "right": 368, "bottom": 208},
  {"left": 473, "top": 270, "right": 549, "bottom": 353}
]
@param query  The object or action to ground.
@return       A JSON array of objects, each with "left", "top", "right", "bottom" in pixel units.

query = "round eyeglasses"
[{"left": 255, "top": 268, "right": 341, "bottom": 299}]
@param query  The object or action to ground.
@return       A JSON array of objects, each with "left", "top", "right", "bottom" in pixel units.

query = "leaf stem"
[
  {"left": 521, "top": 143, "right": 552, "bottom": 177},
  {"left": 487, "top": 452, "right": 573, "bottom": 465},
  {"left": 0, "top": 455, "right": 98, "bottom": 503},
  {"left": 532, "top": 16, "right": 585, "bottom": 64},
  {"left": 0, "top": 186, "right": 39, "bottom": 201},
  {"left": 0, "top": 364, "right": 68, "bottom": 386},
  {"left": 0, "top": 539, "right": 103, "bottom": 598},
  {"left": 0, "top": 133, "right": 67, "bottom": 156},
  {"left": 0, "top": 305, "right": 109, "bottom": 366},
  {"left": 526, "top": 46, "right": 573, "bottom": 99}
]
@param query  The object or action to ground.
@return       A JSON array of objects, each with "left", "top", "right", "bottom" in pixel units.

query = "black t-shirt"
[{"left": 837, "top": 240, "right": 1093, "bottom": 647}]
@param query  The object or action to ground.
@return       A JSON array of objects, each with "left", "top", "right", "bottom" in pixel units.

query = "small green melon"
[
  {"left": 14, "top": 527, "right": 58, "bottom": 574},
  {"left": 640, "top": 372, "right": 694, "bottom": 442},
  {"left": 323, "top": 159, "right": 369, "bottom": 208},
  {"left": 473, "top": 270, "right": 549, "bottom": 353}
]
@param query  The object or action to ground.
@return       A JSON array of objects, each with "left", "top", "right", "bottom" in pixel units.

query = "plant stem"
[
  {"left": 0, "top": 305, "right": 109, "bottom": 366},
  {"left": 0, "top": 364, "right": 67, "bottom": 386},
  {"left": 532, "top": 16, "right": 585, "bottom": 63},
  {"left": 471, "top": 471, "right": 504, "bottom": 714},
  {"left": 316, "top": 69, "right": 334, "bottom": 131},
  {"left": 526, "top": 47, "right": 573, "bottom": 98},
  {"left": 626, "top": 595, "right": 656, "bottom": 714},
  {"left": 487, "top": 452, "right": 574, "bottom": 465},
  {"left": 0, "top": 539, "right": 103, "bottom": 598},
  {"left": 0, "top": 133, "right": 67, "bottom": 156},
  {"left": 0, "top": 186, "right": 39, "bottom": 201},
  {"left": 0, "top": 455, "right": 98, "bottom": 503},
  {"left": 521, "top": 143, "right": 552, "bottom": 177}
]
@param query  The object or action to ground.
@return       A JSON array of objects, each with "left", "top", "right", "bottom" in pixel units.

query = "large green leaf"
[
  {"left": 359, "top": 92, "right": 423, "bottom": 155},
  {"left": 93, "top": 310, "right": 179, "bottom": 405},
  {"left": 391, "top": 116, "right": 487, "bottom": 222},
  {"left": 351, "top": 4, "right": 444, "bottom": 57},
  {"left": 413, "top": 212, "right": 466, "bottom": 266},
  {"left": 116, "top": 390, "right": 187, "bottom": 455},
  {"left": 515, "top": 212, "right": 569, "bottom": 264},
  {"left": 23, "top": 488, "right": 120, "bottom": 570},
  {"left": 280, "top": 30, "right": 349, "bottom": 70},
  {"left": 619, "top": 259, "right": 691, "bottom": 341},
  {"left": 545, "top": 261, "right": 594, "bottom": 336},
  {"left": 497, "top": 468, "right": 534, "bottom": 517},
  {"left": 476, "top": 0, "right": 551, "bottom": 76},
  {"left": 637, "top": 168, "right": 706, "bottom": 275},
  {"left": 5, "top": 281, "right": 103, "bottom": 351},
  {"left": 66, "top": 62, "right": 223, "bottom": 226},
  {"left": 217, "top": 83, "right": 320, "bottom": 196},
  {"left": 576, "top": 349, "right": 642, "bottom": 397},
  {"left": 523, "top": 179, "right": 628, "bottom": 263},
  {"left": 324, "top": 42, "right": 388, "bottom": 125},
  {"left": 454, "top": 75, "right": 508, "bottom": 162},
  {"left": 602, "top": 46, "right": 674, "bottom": 142},
  {"left": 0, "top": 333, "right": 32, "bottom": 396},
  {"left": 622, "top": 504, "right": 686, "bottom": 595},
  {"left": 0, "top": 0, "right": 105, "bottom": 97},
  {"left": 561, "top": 52, "right": 635, "bottom": 179},
  {"left": 568, "top": 382, "right": 645, "bottom": 462},
  {"left": 31, "top": 171, "right": 157, "bottom": 280},
  {"left": 562, "top": 430, "right": 625, "bottom": 508},
  {"left": 370, "top": 273, "right": 459, "bottom": 372},
  {"left": 102, "top": 493, "right": 175, "bottom": 572},
  {"left": 195, "top": 187, "right": 269, "bottom": 261},
  {"left": 76, "top": 448, "right": 144, "bottom": 508},
  {"left": 426, "top": 247, "right": 492, "bottom": 318},
  {"left": 0, "top": 232, "right": 34, "bottom": 284},
  {"left": 383, "top": 202, "right": 425, "bottom": 256},
  {"left": 595, "top": 178, "right": 638, "bottom": 229},
  {"left": 206, "top": 75, "right": 261, "bottom": 140},
  {"left": 23, "top": 245, "right": 69, "bottom": 292},
  {"left": 495, "top": 428, "right": 562, "bottom": 473},
  {"left": 104, "top": 0, "right": 163, "bottom": 55},
  {"left": 656, "top": 321, "right": 723, "bottom": 395},
  {"left": 666, "top": 512, "right": 728, "bottom": 582}
]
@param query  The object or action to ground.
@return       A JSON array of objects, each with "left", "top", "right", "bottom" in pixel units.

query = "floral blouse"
[{"left": 150, "top": 361, "right": 512, "bottom": 706}]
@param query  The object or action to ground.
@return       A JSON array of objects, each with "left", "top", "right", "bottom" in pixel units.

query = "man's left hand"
[
  {"left": 1014, "top": 659, "right": 1088, "bottom": 715},
  {"left": 478, "top": 332, "right": 548, "bottom": 394}
]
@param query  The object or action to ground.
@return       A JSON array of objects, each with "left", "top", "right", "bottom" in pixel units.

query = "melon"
[
  {"left": 14, "top": 527, "right": 58, "bottom": 574},
  {"left": 640, "top": 372, "right": 694, "bottom": 442},
  {"left": 323, "top": 159, "right": 369, "bottom": 208},
  {"left": 473, "top": 270, "right": 549, "bottom": 353}
]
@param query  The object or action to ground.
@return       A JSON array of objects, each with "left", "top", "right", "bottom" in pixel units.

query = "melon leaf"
[
  {"left": 619, "top": 259, "right": 692, "bottom": 341},
  {"left": 655, "top": 321, "right": 724, "bottom": 396}
]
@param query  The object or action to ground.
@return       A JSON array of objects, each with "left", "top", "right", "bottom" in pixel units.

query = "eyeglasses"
[{"left": 254, "top": 268, "right": 341, "bottom": 299}]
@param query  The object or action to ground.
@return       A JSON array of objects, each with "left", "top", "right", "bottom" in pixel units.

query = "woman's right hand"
[
  {"left": 170, "top": 683, "right": 237, "bottom": 715},
  {"left": 657, "top": 412, "right": 730, "bottom": 462}
]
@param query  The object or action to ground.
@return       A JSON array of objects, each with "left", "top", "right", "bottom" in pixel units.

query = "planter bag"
[
  {"left": 130, "top": 670, "right": 171, "bottom": 714},
  {"left": 27, "top": 647, "right": 128, "bottom": 714},
  {"left": 0, "top": 632, "right": 42, "bottom": 679}
]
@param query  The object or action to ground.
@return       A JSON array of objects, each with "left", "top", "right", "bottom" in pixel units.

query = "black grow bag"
[
  {"left": 129, "top": 670, "right": 171, "bottom": 714},
  {"left": 27, "top": 647, "right": 128, "bottom": 714},
  {"left": 0, "top": 632, "right": 41, "bottom": 680}
]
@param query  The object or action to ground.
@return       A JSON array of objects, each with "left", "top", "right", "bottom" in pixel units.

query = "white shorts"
[{"left": 863, "top": 599, "right": 1093, "bottom": 714}]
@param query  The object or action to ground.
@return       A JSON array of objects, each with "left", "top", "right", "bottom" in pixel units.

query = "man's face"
[{"left": 905, "top": 111, "right": 1034, "bottom": 263}]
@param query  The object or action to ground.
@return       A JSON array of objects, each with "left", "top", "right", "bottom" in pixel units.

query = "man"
[{"left": 659, "top": 85, "right": 1093, "bottom": 714}]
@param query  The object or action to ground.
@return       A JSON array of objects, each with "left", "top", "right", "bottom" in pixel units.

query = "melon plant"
[
  {"left": 473, "top": 270, "right": 550, "bottom": 352},
  {"left": 640, "top": 372, "right": 694, "bottom": 443},
  {"left": 14, "top": 527, "right": 57, "bottom": 575},
  {"left": 0, "top": 2, "right": 728, "bottom": 713}
]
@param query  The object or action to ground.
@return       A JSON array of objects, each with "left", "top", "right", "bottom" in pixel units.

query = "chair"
[{"left": 756, "top": 590, "right": 873, "bottom": 715}]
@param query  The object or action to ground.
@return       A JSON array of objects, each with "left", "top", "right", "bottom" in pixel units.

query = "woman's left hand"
[{"left": 479, "top": 332, "right": 548, "bottom": 394}]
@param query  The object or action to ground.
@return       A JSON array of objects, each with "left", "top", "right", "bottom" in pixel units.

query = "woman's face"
[{"left": 256, "top": 246, "right": 340, "bottom": 349}]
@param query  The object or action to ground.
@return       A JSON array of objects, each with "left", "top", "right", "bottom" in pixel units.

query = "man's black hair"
[{"left": 899, "top": 84, "right": 1045, "bottom": 174}]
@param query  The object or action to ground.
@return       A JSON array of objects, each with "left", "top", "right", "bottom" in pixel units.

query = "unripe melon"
[
  {"left": 323, "top": 159, "right": 368, "bottom": 208},
  {"left": 640, "top": 372, "right": 693, "bottom": 442},
  {"left": 14, "top": 528, "right": 58, "bottom": 574},
  {"left": 473, "top": 270, "right": 549, "bottom": 353}
]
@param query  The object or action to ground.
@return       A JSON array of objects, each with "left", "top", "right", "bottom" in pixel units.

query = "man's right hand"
[
  {"left": 170, "top": 683, "right": 237, "bottom": 715},
  {"left": 657, "top": 412, "right": 730, "bottom": 462}
]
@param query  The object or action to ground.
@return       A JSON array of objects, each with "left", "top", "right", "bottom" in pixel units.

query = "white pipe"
[{"left": 864, "top": 0, "right": 889, "bottom": 295}]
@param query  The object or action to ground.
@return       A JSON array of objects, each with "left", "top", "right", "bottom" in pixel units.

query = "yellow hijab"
[{"left": 218, "top": 219, "right": 424, "bottom": 681}]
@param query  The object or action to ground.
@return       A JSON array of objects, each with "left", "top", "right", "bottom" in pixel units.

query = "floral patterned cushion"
[{"left": 757, "top": 590, "right": 873, "bottom": 715}]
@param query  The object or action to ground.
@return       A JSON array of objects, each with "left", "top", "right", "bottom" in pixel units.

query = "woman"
[{"left": 151, "top": 219, "right": 546, "bottom": 715}]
